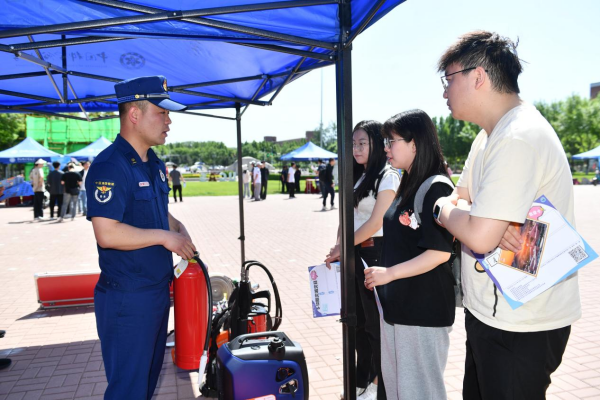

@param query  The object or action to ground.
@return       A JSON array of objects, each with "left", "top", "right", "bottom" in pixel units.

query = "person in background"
[
  {"left": 243, "top": 169, "right": 251, "bottom": 198},
  {"left": 294, "top": 164, "right": 301, "bottom": 193},
  {"left": 47, "top": 161, "right": 64, "bottom": 219},
  {"left": 79, "top": 161, "right": 90, "bottom": 216},
  {"left": 364, "top": 109, "right": 455, "bottom": 400},
  {"left": 326, "top": 120, "right": 399, "bottom": 400},
  {"left": 169, "top": 164, "right": 185, "bottom": 203},
  {"left": 322, "top": 158, "right": 336, "bottom": 210},
  {"left": 252, "top": 161, "right": 262, "bottom": 201},
  {"left": 29, "top": 159, "right": 46, "bottom": 221},
  {"left": 58, "top": 164, "right": 82, "bottom": 222},
  {"left": 287, "top": 162, "right": 296, "bottom": 198},
  {"left": 260, "top": 161, "right": 268, "bottom": 200},
  {"left": 281, "top": 164, "right": 289, "bottom": 193},
  {"left": 317, "top": 159, "right": 326, "bottom": 198}
]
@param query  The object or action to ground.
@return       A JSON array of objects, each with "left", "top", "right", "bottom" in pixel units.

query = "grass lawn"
[{"left": 180, "top": 180, "right": 316, "bottom": 197}]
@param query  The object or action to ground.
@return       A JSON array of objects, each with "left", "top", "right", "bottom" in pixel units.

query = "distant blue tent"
[
  {"left": 572, "top": 145, "right": 600, "bottom": 160},
  {"left": 65, "top": 137, "right": 112, "bottom": 161},
  {"left": 280, "top": 141, "right": 337, "bottom": 161},
  {"left": 0, "top": 137, "right": 62, "bottom": 164}
]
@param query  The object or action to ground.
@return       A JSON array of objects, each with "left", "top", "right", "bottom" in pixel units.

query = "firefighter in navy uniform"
[{"left": 86, "top": 76, "right": 196, "bottom": 400}]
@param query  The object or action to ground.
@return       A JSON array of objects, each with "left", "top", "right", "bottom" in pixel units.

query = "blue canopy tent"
[
  {"left": 572, "top": 145, "right": 600, "bottom": 161},
  {"left": 0, "top": 0, "right": 407, "bottom": 394},
  {"left": 0, "top": 137, "right": 62, "bottom": 163},
  {"left": 65, "top": 136, "right": 112, "bottom": 161},
  {"left": 280, "top": 141, "right": 337, "bottom": 161}
]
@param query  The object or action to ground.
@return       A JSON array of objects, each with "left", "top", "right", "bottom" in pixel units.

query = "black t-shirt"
[
  {"left": 61, "top": 171, "right": 82, "bottom": 192},
  {"left": 379, "top": 182, "right": 455, "bottom": 327}
]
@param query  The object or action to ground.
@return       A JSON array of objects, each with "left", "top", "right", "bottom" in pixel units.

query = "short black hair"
[
  {"left": 438, "top": 30, "right": 523, "bottom": 94},
  {"left": 118, "top": 100, "right": 149, "bottom": 119},
  {"left": 52, "top": 161, "right": 60, "bottom": 168}
]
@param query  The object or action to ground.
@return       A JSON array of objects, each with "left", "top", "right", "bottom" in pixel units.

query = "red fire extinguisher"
[{"left": 172, "top": 257, "right": 211, "bottom": 370}]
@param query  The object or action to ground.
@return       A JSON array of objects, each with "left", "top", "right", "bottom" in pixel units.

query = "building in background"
[
  {"left": 264, "top": 130, "right": 316, "bottom": 145},
  {"left": 591, "top": 82, "right": 600, "bottom": 100}
]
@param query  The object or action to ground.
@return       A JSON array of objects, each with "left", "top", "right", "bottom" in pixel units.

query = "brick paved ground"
[{"left": 0, "top": 187, "right": 598, "bottom": 399}]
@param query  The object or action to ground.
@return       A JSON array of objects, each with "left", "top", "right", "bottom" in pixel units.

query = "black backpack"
[{"left": 413, "top": 175, "right": 463, "bottom": 308}]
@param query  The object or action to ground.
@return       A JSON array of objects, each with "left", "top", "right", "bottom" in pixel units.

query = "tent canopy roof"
[
  {"left": 65, "top": 136, "right": 113, "bottom": 161},
  {"left": 572, "top": 145, "right": 600, "bottom": 160},
  {"left": 280, "top": 140, "right": 336, "bottom": 161},
  {"left": 0, "top": 0, "right": 403, "bottom": 119},
  {"left": 0, "top": 137, "right": 61, "bottom": 164}
]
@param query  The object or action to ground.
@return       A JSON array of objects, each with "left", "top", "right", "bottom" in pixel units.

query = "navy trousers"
[{"left": 95, "top": 280, "right": 170, "bottom": 400}]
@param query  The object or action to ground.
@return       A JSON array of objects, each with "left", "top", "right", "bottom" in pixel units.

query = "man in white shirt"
[
  {"left": 29, "top": 159, "right": 46, "bottom": 221},
  {"left": 433, "top": 31, "right": 578, "bottom": 400},
  {"left": 287, "top": 162, "right": 296, "bottom": 198},
  {"left": 252, "top": 162, "right": 262, "bottom": 201}
]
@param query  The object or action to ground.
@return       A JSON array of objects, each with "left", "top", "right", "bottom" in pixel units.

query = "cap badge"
[{"left": 163, "top": 79, "right": 168, "bottom": 91}]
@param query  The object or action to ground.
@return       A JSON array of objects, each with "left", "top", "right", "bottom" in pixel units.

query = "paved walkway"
[{"left": 0, "top": 187, "right": 598, "bottom": 399}]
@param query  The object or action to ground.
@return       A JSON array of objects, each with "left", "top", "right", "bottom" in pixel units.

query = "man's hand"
[
  {"left": 324, "top": 244, "right": 340, "bottom": 269},
  {"left": 364, "top": 266, "right": 392, "bottom": 290},
  {"left": 163, "top": 231, "right": 196, "bottom": 260},
  {"left": 498, "top": 222, "right": 523, "bottom": 253}
]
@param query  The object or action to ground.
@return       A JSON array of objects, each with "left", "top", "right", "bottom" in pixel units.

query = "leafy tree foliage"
[
  {"left": 0, "top": 114, "right": 26, "bottom": 150},
  {"left": 433, "top": 115, "right": 480, "bottom": 167}
]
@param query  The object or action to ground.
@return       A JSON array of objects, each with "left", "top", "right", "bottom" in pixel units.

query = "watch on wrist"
[{"left": 433, "top": 202, "right": 447, "bottom": 225}]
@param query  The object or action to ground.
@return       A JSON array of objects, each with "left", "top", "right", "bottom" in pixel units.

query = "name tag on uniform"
[
  {"left": 139, "top": 181, "right": 150, "bottom": 187},
  {"left": 174, "top": 259, "right": 188, "bottom": 278}
]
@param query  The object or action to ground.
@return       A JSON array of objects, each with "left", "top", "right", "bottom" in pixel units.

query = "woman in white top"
[{"left": 326, "top": 120, "right": 400, "bottom": 400}]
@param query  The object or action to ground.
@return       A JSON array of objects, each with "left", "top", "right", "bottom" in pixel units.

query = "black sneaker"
[{"left": 0, "top": 359, "right": 11, "bottom": 370}]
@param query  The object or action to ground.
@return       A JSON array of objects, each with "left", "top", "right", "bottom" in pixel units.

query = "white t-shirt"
[
  {"left": 81, "top": 169, "right": 88, "bottom": 190},
  {"left": 253, "top": 167, "right": 261, "bottom": 184},
  {"left": 29, "top": 167, "right": 45, "bottom": 192},
  {"left": 243, "top": 170, "right": 250, "bottom": 184},
  {"left": 354, "top": 165, "right": 400, "bottom": 237},
  {"left": 288, "top": 168, "right": 295, "bottom": 183},
  {"left": 457, "top": 102, "right": 580, "bottom": 332}
]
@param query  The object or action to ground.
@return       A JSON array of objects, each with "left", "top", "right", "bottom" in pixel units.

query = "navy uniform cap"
[{"left": 114, "top": 75, "right": 186, "bottom": 111}]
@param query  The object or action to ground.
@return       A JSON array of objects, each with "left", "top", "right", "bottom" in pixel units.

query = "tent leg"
[
  {"left": 235, "top": 103, "right": 246, "bottom": 276},
  {"left": 336, "top": 1, "right": 356, "bottom": 399}
]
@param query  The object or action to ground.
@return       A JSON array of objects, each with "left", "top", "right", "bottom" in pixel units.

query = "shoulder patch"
[{"left": 94, "top": 180, "right": 115, "bottom": 204}]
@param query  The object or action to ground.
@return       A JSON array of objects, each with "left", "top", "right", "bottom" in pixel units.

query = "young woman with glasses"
[
  {"left": 364, "top": 109, "right": 455, "bottom": 399},
  {"left": 325, "top": 120, "right": 400, "bottom": 400}
]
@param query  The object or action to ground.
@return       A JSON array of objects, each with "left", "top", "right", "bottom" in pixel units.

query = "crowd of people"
[
  {"left": 4, "top": 29, "right": 582, "bottom": 400},
  {"left": 29, "top": 159, "right": 91, "bottom": 222},
  {"left": 323, "top": 30, "right": 580, "bottom": 400}
]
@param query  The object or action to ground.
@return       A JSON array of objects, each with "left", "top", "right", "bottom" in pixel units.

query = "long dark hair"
[
  {"left": 382, "top": 110, "right": 449, "bottom": 208},
  {"left": 353, "top": 120, "right": 387, "bottom": 208}
]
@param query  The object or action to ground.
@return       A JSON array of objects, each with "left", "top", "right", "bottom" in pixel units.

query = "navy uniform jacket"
[{"left": 86, "top": 134, "right": 173, "bottom": 288}]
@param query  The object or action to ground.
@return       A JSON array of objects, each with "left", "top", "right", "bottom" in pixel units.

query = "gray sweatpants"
[
  {"left": 381, "top": 321, "right": 451, "bottom": 400},
  {"left": 254, "top": 182, "right": 261, "bottom": 200}
]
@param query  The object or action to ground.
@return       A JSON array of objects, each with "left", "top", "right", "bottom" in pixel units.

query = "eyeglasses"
[
  {"left": 440, "top": 67, "right": 477, "bottom": 91},
  {"left": 383, "top": 137, "right": 406, "bottom": 149},
  {"left": 352, "top": 142, "right": 369, "bottom": 151}
]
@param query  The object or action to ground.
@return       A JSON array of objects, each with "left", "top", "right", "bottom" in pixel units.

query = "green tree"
[
  {"left": 310, "top": 121, "right": 337, "bottom": 153},
  {"left": 536, "top": 95, "right": 600, "bottom": 157},
  {"left": 433, "top": 115, "right": 480, "bottom": 167},
  {"left": 0, "top": 114, "right": 26, "bottom": 150}
]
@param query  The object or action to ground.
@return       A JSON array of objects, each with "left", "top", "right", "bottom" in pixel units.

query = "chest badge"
[
  {"left": 94, "top": 180, "right": 115, "bottom": 204},
  {"left": 139, "top": 181, "right": 150, "bottom": 187},
  {"left": 399, "top": 210, "right": 419, "bottom": 230},
  {"left": 159, "top": 169, "right": 166, "bottom": 182}
]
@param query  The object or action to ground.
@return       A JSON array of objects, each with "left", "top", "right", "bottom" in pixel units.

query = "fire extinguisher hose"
[
  {"left": 243, "top": 261, "right": 282, "bottom": 331},
  {"left": 193, "top": 253, "right": 212, "bottom": 384}
]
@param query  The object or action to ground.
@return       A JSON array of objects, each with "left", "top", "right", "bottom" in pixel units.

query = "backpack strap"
[
  {"left": 413, "top": 175, "right": 454, "bottom": 225},
  {"left": 374, "top": 165, "right": 401, "bottom": 199}
]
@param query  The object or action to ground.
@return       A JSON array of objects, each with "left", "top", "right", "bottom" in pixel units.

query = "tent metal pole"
[
  {"left": 336, "top": 1, "right": 356, "bottom": 399},
  {"left": 4, "top": 36, "right": 129, "bottom": 52},
  {"left": 241, "top": 76, "right": 269, "bottom": 117},
  {"left": 0, "top": 89, "right": 57, "bottom": 103},
  {"left": 235, "top": 103, "right": 246, "bottom": 268},
  {"left": 79, "top": 0, "right": 338, "bottom": 50},
  {"left": 0, "top": 71, "right": 53, "bottom": 81},
  {"left": 268, "top": 47, "right": 314, "bottom": 104},
  {"left": 61, "top": 36, "right": 68, "bottom": 104},
  {"left": 170, "top": 110, "right": 236, "bottom": 121},
  {"left": 234, "top": 43, "right": 334, "bottom": 62},
  {"left": 27, "top": 36, "right": 65, "bottom": 103},
  {"left": 344, "top": 0, "right": 387, "bottom": 48},
  {"left": 171, "top": 88, "right": 268, "bottom": 106},
  {"left": 0, "top": 1, "right": 336, "bottom": 50}
]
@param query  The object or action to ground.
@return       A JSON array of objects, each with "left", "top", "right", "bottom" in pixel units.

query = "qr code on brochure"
[{"left": 568, "top": 246, "right": 588, "bottom": 263}]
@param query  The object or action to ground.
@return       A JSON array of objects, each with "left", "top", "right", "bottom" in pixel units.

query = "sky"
[{"left": 167, "top": 0, "right": 600, "bottom": 148}]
